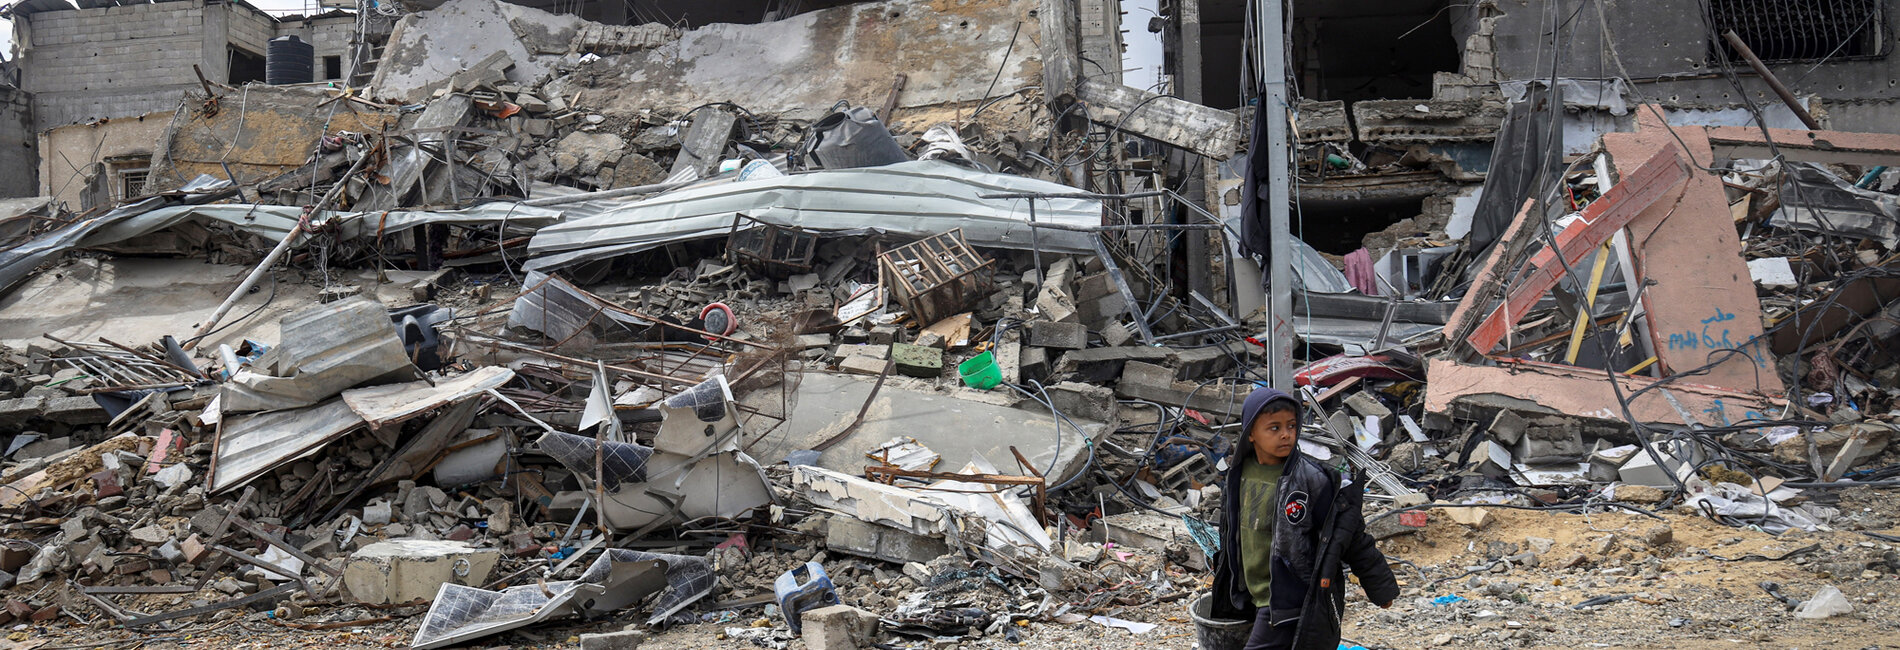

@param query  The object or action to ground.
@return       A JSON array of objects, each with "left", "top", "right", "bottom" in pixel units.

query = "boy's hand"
[{"left": 1377, "top": 601, "right": 1393, "bottom": 609}]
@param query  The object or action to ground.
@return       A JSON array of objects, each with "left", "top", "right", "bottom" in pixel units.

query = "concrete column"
[
  {"left": 1079, "top": 0, "right": 1124, "bottom": 84},
  {"left": 1178, "top": 0, "right": 1204, "bottom": 101},
  {"left": 201, "top": 0, "right": 230, "bottom": 84}
]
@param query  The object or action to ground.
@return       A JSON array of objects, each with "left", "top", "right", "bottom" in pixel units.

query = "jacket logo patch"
[{"left": 1283, "top": 490, "right": 1309, "bottom": 525}]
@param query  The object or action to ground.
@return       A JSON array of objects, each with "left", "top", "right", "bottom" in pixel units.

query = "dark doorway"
[
  {"left": 323, "top": 55, "right": 343, "bottom": 81},
  {"left": 228, "top": 47, "right": 266, "bottom": 85},
  {"left": 1294, "top": 195, "right": 1424, "bottom": 255},
  {"left": 1290, "top": 0, "right": 1460, "bottom": 103}
]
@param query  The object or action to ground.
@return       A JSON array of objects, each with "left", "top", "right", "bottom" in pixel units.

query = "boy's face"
[{"left": 1249, "top": 407, "right": 1298, "bottom": 465}]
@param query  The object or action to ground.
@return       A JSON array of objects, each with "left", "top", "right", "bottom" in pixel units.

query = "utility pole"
[{"left": 1254, "top": 0, "right": 1294, "bottom": 389}]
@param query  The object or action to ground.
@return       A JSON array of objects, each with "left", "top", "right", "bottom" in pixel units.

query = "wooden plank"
[
  {"left": 1444, "top": 199, "right": 1536, "bottom": 355},
  {"left": 877, "top": 73, "right": 908, "bottom": 124},
  {"left": 1075, "top": 78, "right": 1240, "bottom": 159},
  {"left": 1464, "top": 143, "right": 1687, "bottom": 356}
]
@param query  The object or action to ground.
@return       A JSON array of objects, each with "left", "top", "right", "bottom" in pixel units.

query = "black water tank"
[{"left": 266, "top": 36, "right": 314, "bottom": 85}]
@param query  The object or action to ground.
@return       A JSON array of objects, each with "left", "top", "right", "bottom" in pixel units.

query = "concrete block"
[
  {"left": 13, "top": 436, "right": 72, "bottom": 460},
  {"left": 1027, "top": 320, "right": 1087, "bottom": 350},
  {"left": 0, "top": 396, "right": 45, "bottom": 421},
  {"left": 912, "top": 330, "right": 947, "bottom": 350},
  {"left": 579, "top": 630, "right": 647, "bottom": 650},
  {"left": 1019, "top": 347, "right": 1050, "bottom": 383},
  {"left": 1115, "top": 361, "right": 1246, "bottom": 418},
  {"left": 994, "top": 339, "right": 1021, "bottom": 385},
  {"left": 1074, "top": 292, "right": 1128, "bottom": 329},
  {"left": 1618, "top": 442, "right": 1693, "bottom": 487},
  {"left": 802, "top": 604, "right": 879, "bottom": 649},
  {"left": 1090, "top": 511, "right": 1186, "bottom": 552},
  {"left": 1168, "top": 346, "right": 1234, "bottom": 380},
  {"left": 868, "top": 324, "right": 900, "bottom": 345},
  {"left": 1100, "top": 321, "right": 1134, "bottom": 347},
  {"left": 823, "top": 515, "right": 950, "bottom": 564},
  {"left": 43, "top": 396, "right": 108, "bottom": 425},
  {"left": 1342, "top": 391, "right": 1392, "bottom": 418},
  {"left": 343, "top": 540, "right": 498, "bottom": 605},
  {"left": 795, "top": 334, "right": 833, "bottom": 349},
  {"left": 889, "top": 343, "right": 942, "bottom": 378},
  {"left": 839, "top": 355, "right": 888, "bottom": 376},
  {"left": 1513, "top": 421, "right": 1585, "bottom": 463},
  {"left": 835, "top": 344, "right": 889, "bottom": 360},
  {"left": 1055, "top": 346, "right": 1170, "bottom": 383},
  {"left": 1034, "top": 285, "right": 1079, "bottom": 324},
  {"left": 1076, "top": 271, "right": 1119, "bottom": 302},
  {"left": 1488, "top": 409, "right": 1528, "bottom": 445},
  {"left": 1442, "top": 504, "right": 1490, "bottom": 529},
  {"left": 1043, "top": 382, "right": 1116, "bottom": 423}
]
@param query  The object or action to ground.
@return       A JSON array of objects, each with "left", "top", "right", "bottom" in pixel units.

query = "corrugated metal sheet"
[
  {"left": 211, "top": 399, "right": 363, "bottom": 494},
  {"left": 220, "top": 296, "right": 418, "bottom": 414},
  {"left": 522, "top": 161, "right": 1102, "bottom": 271},
  {"left": 2, "top": 187, "right": 561, "bottom": 298},
  {"left": 0, "top": 197, "right": 167, "bottom": 294},
  {"left": 79, "top": 201, "right": 563, "bottom": 248},
  {"left": 506, "top": 272, "right": 654, "bottom": 341},
  {"left": 341, "top": 366, "right": 515, "bottom": 428}
]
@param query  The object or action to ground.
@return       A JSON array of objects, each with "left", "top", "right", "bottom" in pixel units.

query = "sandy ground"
[{"left": 12, "top": 501, "right": 1898, "bottom": 650}]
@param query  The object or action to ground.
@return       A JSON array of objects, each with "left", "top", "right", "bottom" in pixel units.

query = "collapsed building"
[{"left": 0, "top": 0, "right": 1899, "bottom": 648}]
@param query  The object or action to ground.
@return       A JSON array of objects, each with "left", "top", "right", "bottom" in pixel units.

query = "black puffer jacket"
[{"left": 1210, "top": 387, "right": 1400, "bottom": 650}]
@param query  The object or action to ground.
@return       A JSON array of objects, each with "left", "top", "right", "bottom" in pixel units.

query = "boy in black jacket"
[{"left": 1210, "top": 387, "right": 1400, "bottom": 650}]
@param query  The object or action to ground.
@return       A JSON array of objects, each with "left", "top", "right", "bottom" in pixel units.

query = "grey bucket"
[{"left": 1190, "top": 593, "right": 1254, "bottom": 650}]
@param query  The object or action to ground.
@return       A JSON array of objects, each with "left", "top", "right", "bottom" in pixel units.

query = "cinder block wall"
[
  {"left": 0, "top": 86, "right": 38, "bottom": 198},
  {"left": 229, "top": 3, "right": 275, "bottom": 54},
  {"left": 274, "top": 15, "right": 359, "bottom": 82},
  {"left": 17, "top": 0, "right": 208, "bottom": 131}
]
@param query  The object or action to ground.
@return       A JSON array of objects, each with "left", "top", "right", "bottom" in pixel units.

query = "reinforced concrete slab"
[{"left": 742, "top": 372, "right": 1092, "bottom": 485}]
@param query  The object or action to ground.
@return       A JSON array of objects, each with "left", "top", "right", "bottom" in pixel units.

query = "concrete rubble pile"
[{"left": 3, "top": 0, "right": 1900, "bottom": 647}]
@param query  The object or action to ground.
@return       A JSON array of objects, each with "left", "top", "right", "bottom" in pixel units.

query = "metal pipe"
[
  {"left": 187, "top": 149, "right": 372, "bottom": 349},
  {"left": 1023, "top": 222, "right": 1224, "bottom": 232},
  {"left": 1259, "top": 0, "right": 1295, "bottom": 389},
  {"left": 1720, "top": 30, "right": 1822, "bottom": 130}
]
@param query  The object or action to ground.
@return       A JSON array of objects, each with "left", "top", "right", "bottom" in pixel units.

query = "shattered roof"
[{"left": 524, "top": 160, "right": 1103, "bottom": 271}]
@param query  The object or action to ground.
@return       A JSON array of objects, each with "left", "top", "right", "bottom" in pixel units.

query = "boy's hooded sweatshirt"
[{"left": 1210, "top": 387, "right": 1400, "bottom": 650}]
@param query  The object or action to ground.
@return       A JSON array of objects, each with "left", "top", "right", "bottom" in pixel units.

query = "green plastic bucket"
[{"left": 957, "top": 351, "right": 1002, "bottom": 390}]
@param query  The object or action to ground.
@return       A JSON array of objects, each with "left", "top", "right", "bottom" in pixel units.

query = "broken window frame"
[{"left": 1708, "top": 0, "right": 1892, "bottom": 64}]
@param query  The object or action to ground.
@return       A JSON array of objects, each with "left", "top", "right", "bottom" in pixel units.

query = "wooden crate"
[
  {"left": 877, "top": 229, "right": 994, "bottom": 325},
  {"left": 726, "top": 213, "right": 818, "bottom": 278}
]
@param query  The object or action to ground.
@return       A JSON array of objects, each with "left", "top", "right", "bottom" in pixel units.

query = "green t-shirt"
[{"left": 1239, "top": 456, "right": 1285, "bottom": 607}]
